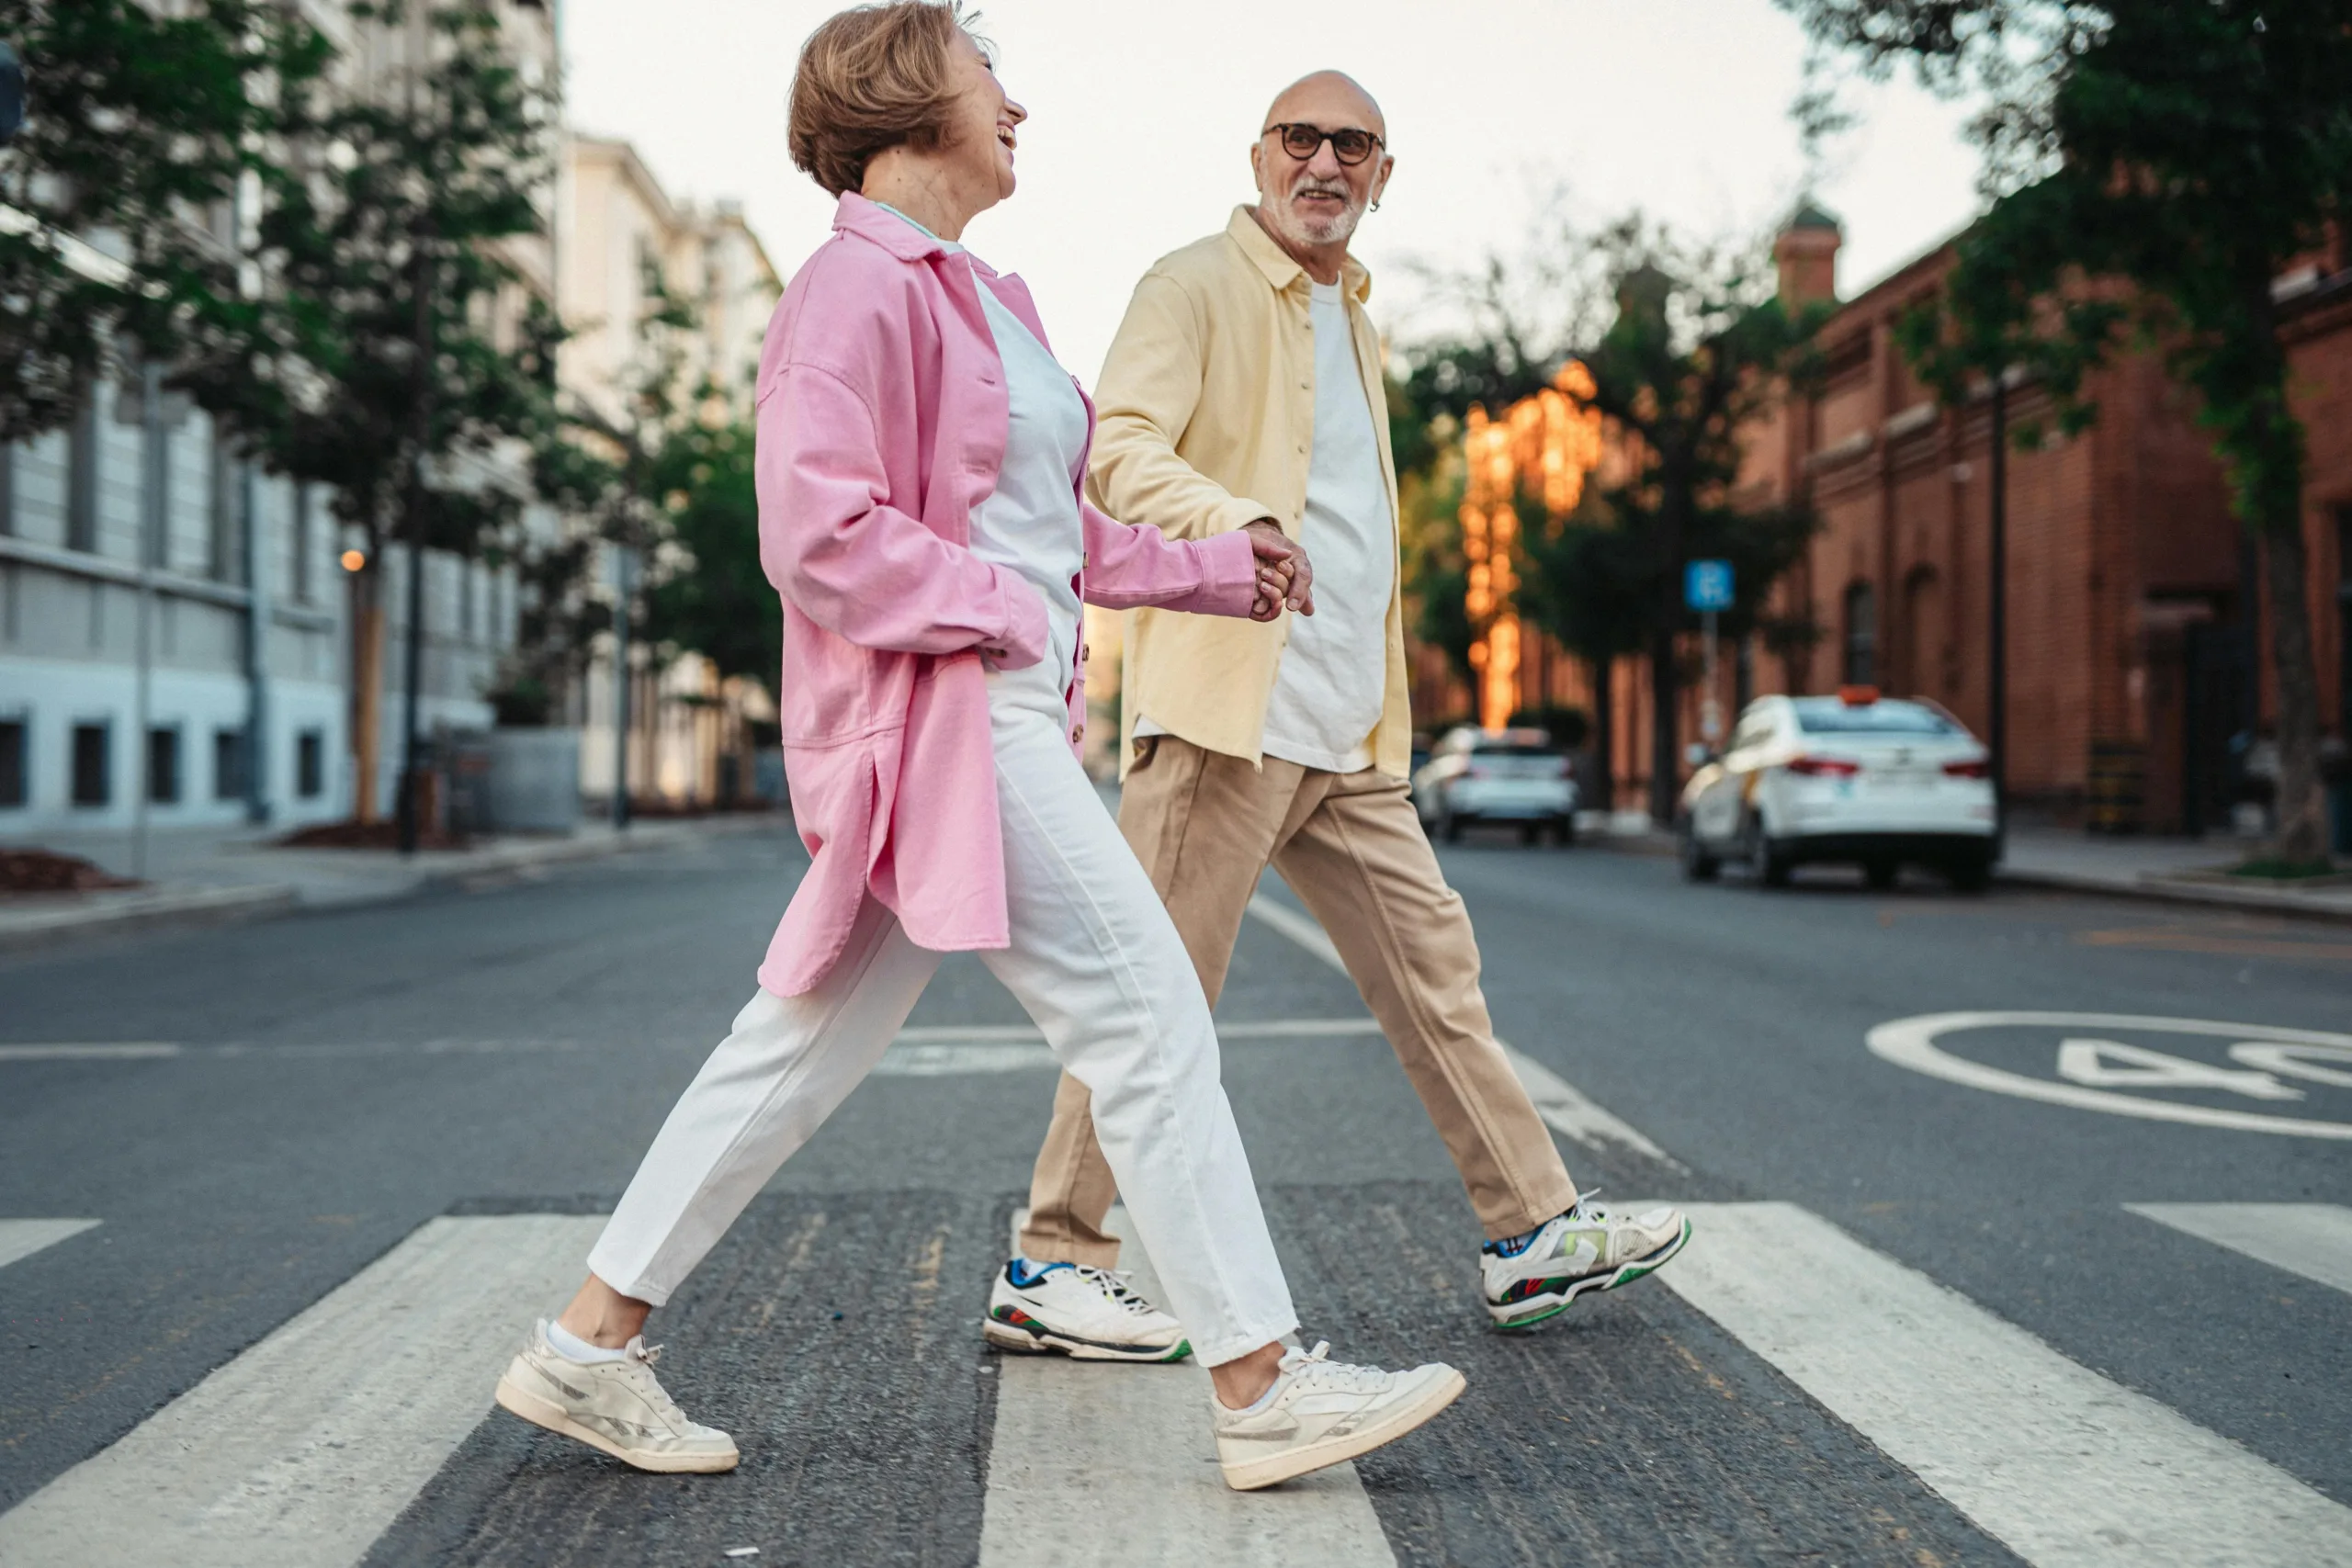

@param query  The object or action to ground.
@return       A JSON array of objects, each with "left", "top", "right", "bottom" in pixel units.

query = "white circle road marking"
[{"left": 1866, "top": 1011, "right": 2352, "bottom": 1139}]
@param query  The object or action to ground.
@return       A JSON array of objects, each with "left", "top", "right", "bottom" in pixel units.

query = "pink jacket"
[{"left": 752, "top": 194, "right": 1261, "bottom": 996}]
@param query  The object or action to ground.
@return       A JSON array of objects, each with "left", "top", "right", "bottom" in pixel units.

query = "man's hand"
[{"left": 1243, "top": 520, "right": 1315, "bottom": 622}]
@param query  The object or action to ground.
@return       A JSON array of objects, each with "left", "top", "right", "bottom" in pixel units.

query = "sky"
[{"left": 561, "top": 0, "right": 1991, "bottom": 382}]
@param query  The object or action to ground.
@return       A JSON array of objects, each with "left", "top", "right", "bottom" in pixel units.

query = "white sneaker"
[
  {"left": 982, "top": 1258, "right": 1192, "bottom": 1361},
  {"left": 1213, "top": 1342, "right": 1464, "bottom": 1491},
  {"left": 1482, "top": 1196, "right": 1691, "bottom": 1328},
  {"left": 493, "top": 1321, "right": 740, "bottom": 1473}
]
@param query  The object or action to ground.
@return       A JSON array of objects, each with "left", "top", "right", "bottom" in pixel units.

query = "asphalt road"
[{"left": 1, "top": 820, "right": 2346, "bottom": 1566}]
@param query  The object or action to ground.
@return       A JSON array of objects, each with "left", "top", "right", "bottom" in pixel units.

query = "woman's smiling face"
[{"left": 942, "top": 28, "right": 1026, "bottom": 205}]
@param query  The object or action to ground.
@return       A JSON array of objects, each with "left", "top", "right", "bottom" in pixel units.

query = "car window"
[{"left": 1791, "top": 698, "right": 1962, "bottom": 736}]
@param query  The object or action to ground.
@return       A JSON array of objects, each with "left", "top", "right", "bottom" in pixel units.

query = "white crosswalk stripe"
[
  {"left": 978, "top": 1207, "right": 1395, "bottom": 1568},
  {"left": 0, "top": 1219, "right": 99, "bottom": 1271},
  {"left": 2127, "top": 1202, "right": 2352, "bottom": 1297},
  {"left": 1663, "top": 1201, "right": 2352, "bottom": 1566},
  {"left": 0, "top": 1214, "right": 602, "bottom": 1568}
]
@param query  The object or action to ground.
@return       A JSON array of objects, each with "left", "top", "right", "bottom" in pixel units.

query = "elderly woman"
[{"left": 492, "top": 0, "right": 1460, "bottom": 1493}]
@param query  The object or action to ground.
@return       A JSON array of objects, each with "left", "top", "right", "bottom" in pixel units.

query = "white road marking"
[
  {"left": 2127, "top": 1202, "right": 2352, "bottom": 1298},
  {"left": 1869, "top": 1012, "right": 2352, "bottom": 1138},
  {"left": 874, "top": 1018, "right": 1386, "bottom": 1077},
  {"left": 0, "top": 1219, "right": 99, "bottom": 1270},
  {"left": 1243, "top": 894, "right": 1685, "bottom": 1170},
  {"left": 980, "top": 1208, "right": 1395, "bottom": 1568},
  {"left": 0, "top": 1213, "right": 604, "bottom": 1568},
  {"left": 1665, "top": 1201, "right": 2352, "bottom": 1566},
  {"left": 0, "top": 1043, "right": 181, "bottom": 1062}
]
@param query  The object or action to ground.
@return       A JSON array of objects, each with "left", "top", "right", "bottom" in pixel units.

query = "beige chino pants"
[{"left": 1017, "top": 734, "right": 1578, "bottom": 1269}]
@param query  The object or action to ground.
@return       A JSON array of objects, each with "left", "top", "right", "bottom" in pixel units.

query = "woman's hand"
[{"left": 1243, "top": 520, "right": 1315, "bottom": 622}]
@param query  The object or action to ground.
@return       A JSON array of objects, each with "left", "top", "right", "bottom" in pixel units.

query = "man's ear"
[
  {"left": 1371, "top": 154, "right": 1396, "bottom": 209},
  {"left": 1248, "top": 140, "right": 1264, "bottom": 192}
]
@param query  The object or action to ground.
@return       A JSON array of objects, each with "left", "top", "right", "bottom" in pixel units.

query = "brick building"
[{"left": 1406, "top": 209, "right": 2352, "bottom": 835}]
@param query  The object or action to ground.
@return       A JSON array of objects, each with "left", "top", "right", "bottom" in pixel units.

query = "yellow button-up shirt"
[{"left": 1091, "top": 207, "right": 1411, "bottom": 779}]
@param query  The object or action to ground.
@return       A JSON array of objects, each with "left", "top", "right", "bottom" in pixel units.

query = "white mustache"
[{"left": 1292, "top": 179, "right": 1353, "bottom": 202}]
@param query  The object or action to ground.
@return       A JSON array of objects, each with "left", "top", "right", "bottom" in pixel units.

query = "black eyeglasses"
[{"left": 1263, "top": 122, "right": 1384, "bottom": 166}]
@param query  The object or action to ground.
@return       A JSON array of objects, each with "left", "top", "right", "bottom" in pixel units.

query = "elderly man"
[{"left": 981, "top": 72, "right": 1689, "bottom": 1362}]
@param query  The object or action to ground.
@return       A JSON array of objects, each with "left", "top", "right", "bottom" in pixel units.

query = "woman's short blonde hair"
[{"left": 788, "top": 3, "right": 978, "bottom": 197}]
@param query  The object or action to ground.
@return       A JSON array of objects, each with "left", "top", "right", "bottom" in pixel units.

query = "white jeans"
[{"left": 586, "top": 657, "right": 1299, "bottom": 1366}]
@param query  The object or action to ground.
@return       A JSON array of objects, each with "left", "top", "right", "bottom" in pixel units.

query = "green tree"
[
  {"left": 0, "top": 0, "right": 325, "bottom": 441},
  {"left": 212, "top": 0, "right": 554, "bottom": 817},
  {"left": 642, "top": 417, "right": 781, "bottom": 700},
  {"left": 1781, "top": 0, "right": 2352, "bottom": 866},
  {"left": 1395, "top": 214, "right": 1824, "bottom": 815}
]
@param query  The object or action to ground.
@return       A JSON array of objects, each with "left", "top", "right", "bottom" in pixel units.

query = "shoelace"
[
  {"left": 1567, "top": 1188, "right": 1615, "bottom": 1225},
  {"left": 1072, "top": 1264, "right": 1159, "bottom": 1315},
  {"left": 1280, "top": 1341, "right": 1390, "bottom": 1393}
]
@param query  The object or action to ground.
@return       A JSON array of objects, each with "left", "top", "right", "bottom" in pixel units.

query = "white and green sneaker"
[
  {"left": 1481, "top": 1197, "right": 1690, "bottom": 1328},
  {"left": 982, "top": 1258, "right": 1192, "bottom": 1361}
]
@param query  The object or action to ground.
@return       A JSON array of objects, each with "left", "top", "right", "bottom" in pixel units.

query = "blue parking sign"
[{"left": 1685, "top": 558, "right": 1734, "bottom": 612}]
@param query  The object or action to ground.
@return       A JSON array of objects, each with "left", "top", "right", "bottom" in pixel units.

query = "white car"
[
  {"left": 1678, "top": 691, "right": 1997, "bottom": 889},
  {"left": 1412, "top": 727, "right": 1580, "bottom": 845}
]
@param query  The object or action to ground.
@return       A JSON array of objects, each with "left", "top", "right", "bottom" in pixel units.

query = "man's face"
[{"left": 1250, "top": 78, "right": 1391, "bottom": 253}]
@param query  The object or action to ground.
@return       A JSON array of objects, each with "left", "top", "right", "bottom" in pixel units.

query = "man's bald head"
[
  {"left": 1262, "top": 71, "right": 1385, "bottom": 143},
  {"left": 1250, "top": 69, "right": 1395, "bottom": 274}
]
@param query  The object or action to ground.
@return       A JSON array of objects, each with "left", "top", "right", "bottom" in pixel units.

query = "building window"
[
  {"left": 0, "top": 441, "right": 14, "bottom": 537},
  {"left": 67, "top": 393, "right": 98, "bottom": 552},
  {"left": 147, "top": 725, "right": 181, "bottom": 805},
  {"left": 209, "top": 436, "right": 240, "bottom": 582},
  {"left": 0, "top": 718, "right": 25, "bottom": 807},
  {"left": 214, "top": 726, "right": 248, "bottom": 801},
  {"left": 1842, "top": 581, "right": 1877, "bottom": 687},
  {"left": 292, "top": 483, "right": 314, "bottom": 604},
  {"left": 297, "top": 728, "right": 324, "bottom": 799},
  {"left": 72, "top": 722, "right": 110, "bottom": 807}
]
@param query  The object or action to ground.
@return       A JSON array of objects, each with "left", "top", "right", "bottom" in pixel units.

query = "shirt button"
[{"left": 1069, "top": 727, "right": 1083, "bottom": 744}]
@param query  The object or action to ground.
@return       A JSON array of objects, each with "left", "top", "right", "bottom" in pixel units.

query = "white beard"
[{"left": 1270, "top": 184, "right": 1363, "bottom": 250}]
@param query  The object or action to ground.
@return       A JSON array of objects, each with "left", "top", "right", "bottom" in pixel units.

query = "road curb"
[
  {"left": 1994, "top": 866, "right": 2352, "bottom": 925},
  {"left": 0, "top": 883, "right": 301, "bottom": 953},
  {"left": 0, "top": 814, "right": 791, "bottom": 953}
]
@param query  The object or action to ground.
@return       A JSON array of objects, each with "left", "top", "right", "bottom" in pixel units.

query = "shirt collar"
[
  {"left": 833, "top": 191, "right": 999, "bottom": 278},
  {"left": 1225, "top": 205, "right": 1373, "bottom": 304}
]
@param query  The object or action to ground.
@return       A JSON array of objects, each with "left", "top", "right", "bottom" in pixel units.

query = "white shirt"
[
  {"left": 879, "top": 203, "right": 1087, "bottom": 688},
  {"left": 1255, "top": 279, "right": 1395, "bottom": 773}
]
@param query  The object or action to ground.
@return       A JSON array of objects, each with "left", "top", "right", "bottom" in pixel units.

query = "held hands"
[{"left": 1243, "top": 520, "right": 1316, "bottom": 623}]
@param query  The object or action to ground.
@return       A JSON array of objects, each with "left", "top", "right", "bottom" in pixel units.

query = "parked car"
[
  {"left": 1678, "top": 690, "right": 1996, "bottom": 889},
  {"left": 1413, "top": 727, "right": 1579, "bottom": 844}
]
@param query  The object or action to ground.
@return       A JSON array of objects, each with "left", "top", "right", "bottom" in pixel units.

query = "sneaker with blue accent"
[
  {"left": 1480, "top": 1196, "right": 1691, "bottom": 1328},
  {"left": 982, "top": 1257, "right": 1192, "bottom": 1361}
]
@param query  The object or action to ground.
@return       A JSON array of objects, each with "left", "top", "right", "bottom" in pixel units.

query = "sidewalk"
[
  {"left": 1577, "top": 811, "right": 2352, "bottom": 923},
  {"left": 1996, "top": 823, "right": 2352, "bottom": 923},
  {"left": 0, "top": 813, "right": 787, "bottom": 953}
]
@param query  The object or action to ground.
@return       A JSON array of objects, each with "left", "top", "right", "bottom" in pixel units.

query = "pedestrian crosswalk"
[
  {"left": 0, "top": 1215, "right": 603, "bottom": 1568},
  {"left": 4, "top": 1198, "right": 2348, "bottom": 1564}
]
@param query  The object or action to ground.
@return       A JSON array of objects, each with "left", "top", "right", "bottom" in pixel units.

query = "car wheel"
[
  {"left": 1679, "top": 822, "right": 1720, "bottom": 882},
  {"left": 1442, "top": 810, "right": 1464, "bottom": 843},
  {"left": 1863, "top": 855, "right": 1899, "bottom": 891},
  {"left": 1553, "top": 814, "right": 1577, "bottom": 847},
  {"left": 1744, "top": 815, "right": 1792, "bottom": 888},
  {"left": 1947, "top": 850, "right": 1994, "bottom": 893},
  {"left": 1520, "top": 821, "right": 1543, "bottom": 847}
]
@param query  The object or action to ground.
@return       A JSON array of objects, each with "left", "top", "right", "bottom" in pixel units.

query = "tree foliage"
[
  {"left": 0, "top": 0, "right": 325, "bottom": 442},
  {"left": 1397, "top": 209, "right": 1826, "bottom": 818},
  {"left": 1783, "top": 0, "right": 2352, "bottom": 864}
]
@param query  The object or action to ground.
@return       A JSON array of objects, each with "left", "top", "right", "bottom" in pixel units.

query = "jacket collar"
[
  {"left": 832, "top": 191, "right": 1001, "bottom": 278},
  {"left": 1225, "top": 205, "right": 1372, "bottom": 303}
]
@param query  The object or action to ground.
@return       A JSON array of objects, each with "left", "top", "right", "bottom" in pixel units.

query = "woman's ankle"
[
  {"left": 1208, "top": 1341, "right": 1286, "bottom": 1410},
  {"left": 555, "top": 1274, "right": 651, "bottom": 1349}
]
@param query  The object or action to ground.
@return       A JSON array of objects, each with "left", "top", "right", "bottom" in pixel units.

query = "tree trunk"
[
  {"left": 351, "top": 579, "right": 384, "bottom": 823},
  {"left": 1588, "top": 654, "right": 1614, "bottom": 812},
  {"left": 1649, "top": 625, "right": 1679, "bottom": 824},
  {"left": 2261, "top": 524, "right": 2329, "bottom": 864}
]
